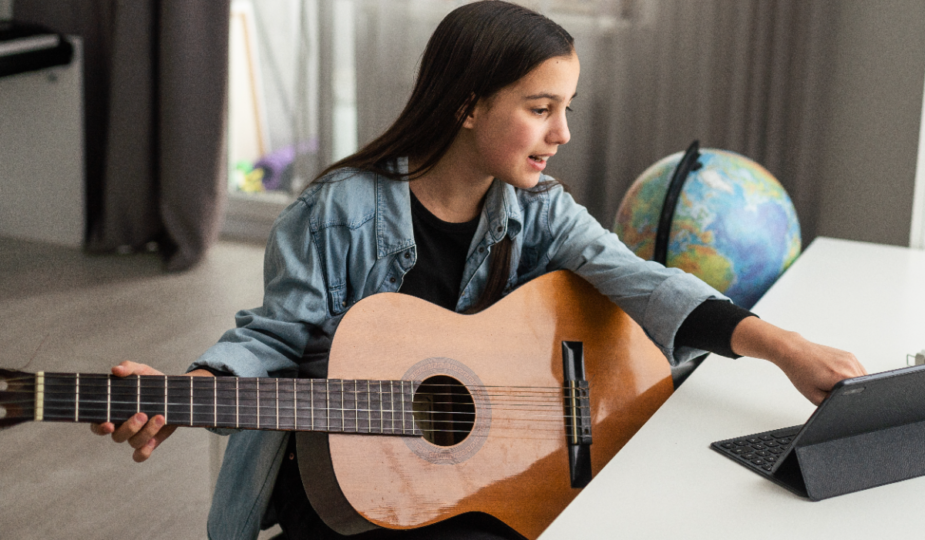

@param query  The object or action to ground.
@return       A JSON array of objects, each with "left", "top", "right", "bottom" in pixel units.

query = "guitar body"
[{"left": 298, "top": 271, "right": 673, "bottom": 539}]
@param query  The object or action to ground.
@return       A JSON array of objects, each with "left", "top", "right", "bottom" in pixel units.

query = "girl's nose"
[{"left": 548, "top": 116, "right": 571, "bottom": 146}]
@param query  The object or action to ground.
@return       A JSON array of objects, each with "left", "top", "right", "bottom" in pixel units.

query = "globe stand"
[{"left": 655, "top": 140, "right": 708, "bottom": 389}]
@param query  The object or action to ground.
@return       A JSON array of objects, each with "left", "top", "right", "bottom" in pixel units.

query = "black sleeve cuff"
[{"left": 674, "top": 299, "right": 756, "bottom": 359}]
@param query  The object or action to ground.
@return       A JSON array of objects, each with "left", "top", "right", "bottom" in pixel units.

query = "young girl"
[{"left": 93, "top": 2, "right": 865, "bottom": 539}]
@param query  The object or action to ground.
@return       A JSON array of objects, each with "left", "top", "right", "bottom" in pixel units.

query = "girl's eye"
[{"left": 532, "top": 108, "right": 548, "bottom": 115}]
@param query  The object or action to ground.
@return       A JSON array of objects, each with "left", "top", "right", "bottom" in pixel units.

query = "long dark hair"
[{"left": 318, "top": 1, "right": 575, "bottom": 311}]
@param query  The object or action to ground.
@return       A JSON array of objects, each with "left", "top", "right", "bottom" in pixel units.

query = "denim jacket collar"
[
  {"left": 375, "top": 158, "right": 415, "bottom": 259},
  {"left": 375, "top": 157, "right": 524, "bottom": 258}
]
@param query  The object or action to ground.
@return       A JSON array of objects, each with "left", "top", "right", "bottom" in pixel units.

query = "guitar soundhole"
[{"left": 412, "top": 375, "right": 475, "bottom": 446}]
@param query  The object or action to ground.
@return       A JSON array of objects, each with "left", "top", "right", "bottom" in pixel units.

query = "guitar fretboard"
[{"left": 37, "top": 373, "right": 422, "bottom": 436}]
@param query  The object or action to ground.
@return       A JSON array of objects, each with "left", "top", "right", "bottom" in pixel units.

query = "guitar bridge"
[{"left": 562, "top": 341, "right": 592, "bottom": 488}]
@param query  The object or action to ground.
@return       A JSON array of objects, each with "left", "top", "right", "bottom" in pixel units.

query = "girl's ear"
[{"left": 459, "top": 93, "right": 479, "bottom": 129}]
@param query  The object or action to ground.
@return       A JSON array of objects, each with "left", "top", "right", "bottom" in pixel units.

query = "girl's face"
[{"left": 463, "top": 51, "right": 580, "bottom": 189}]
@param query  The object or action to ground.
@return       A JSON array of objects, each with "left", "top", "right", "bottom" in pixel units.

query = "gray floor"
[{"left": 0, "top": 237, "right": 282, "bottom": 539}]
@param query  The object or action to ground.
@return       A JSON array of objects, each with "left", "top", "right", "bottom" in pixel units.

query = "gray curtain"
[
  {"left": 352, "top": 0, "right": 839, "bottom": 246},
  {"left": 15, "top": 0, "right": 230, "bottom": 271}
]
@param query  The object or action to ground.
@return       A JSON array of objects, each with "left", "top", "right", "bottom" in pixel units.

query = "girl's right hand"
[{"left": 90, "top": 361, "right": 212, "bottom": 462}]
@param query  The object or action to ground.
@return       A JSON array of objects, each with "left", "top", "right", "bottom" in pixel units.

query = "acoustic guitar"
[{"left": 0, "top": 270, "right": 673, "bottom": 539}]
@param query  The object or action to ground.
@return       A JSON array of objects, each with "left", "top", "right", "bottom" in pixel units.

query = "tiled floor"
[{"left": 0, "top": 237, "right": 283, "bottom": 539}]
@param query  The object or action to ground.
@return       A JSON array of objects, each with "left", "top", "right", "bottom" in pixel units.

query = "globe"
[{"left": 614, "top": 147, "right": 801, "bottom": 309}]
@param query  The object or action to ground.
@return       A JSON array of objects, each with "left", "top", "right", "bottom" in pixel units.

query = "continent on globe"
[{"left": 614, "top": 148, "right": 801, "bottom": 309}]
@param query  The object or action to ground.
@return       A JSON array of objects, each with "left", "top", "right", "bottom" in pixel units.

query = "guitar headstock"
[{"left": 0, "top": 368, "right": 36, "bottom": 430}]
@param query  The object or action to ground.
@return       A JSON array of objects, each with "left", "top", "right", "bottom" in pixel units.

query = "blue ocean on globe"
[{"left": 614, "top": 149, "right": 801, "bottom": 309}]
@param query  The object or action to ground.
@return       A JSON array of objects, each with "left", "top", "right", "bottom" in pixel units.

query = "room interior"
[{"left": 1, "top": 1, "right": 924, "bottom": 539}]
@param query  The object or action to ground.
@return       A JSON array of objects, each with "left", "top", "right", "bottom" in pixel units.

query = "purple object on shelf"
[{"left": 255, "top": 139, "right": 318, "bottom": 191}]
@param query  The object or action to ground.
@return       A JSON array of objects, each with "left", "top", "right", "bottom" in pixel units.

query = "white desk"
[{"left": 540, "top": 237, "right": 925, "bottom": 539}]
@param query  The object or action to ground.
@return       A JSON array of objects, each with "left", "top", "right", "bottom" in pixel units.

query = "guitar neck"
[{"left": 27, "top": 372, "right": 422, "bottom": 436}]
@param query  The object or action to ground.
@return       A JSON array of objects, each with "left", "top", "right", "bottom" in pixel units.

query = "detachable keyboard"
[{"left": 711, "top": 425, "right": 802, "bottom": 474}]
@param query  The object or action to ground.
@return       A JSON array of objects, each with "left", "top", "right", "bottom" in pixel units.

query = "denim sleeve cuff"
[{"left": 187, "top": 342, "right": 274, "bottom": 379}]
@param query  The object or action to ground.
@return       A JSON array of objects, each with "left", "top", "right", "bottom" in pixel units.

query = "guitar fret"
[
  {"left": 326, "top": 379, "right": 330, "bottom": 432},
  {"left": 235, "top": 378, "right": 239, "bottom": 428},
  {"left": 341, "top": 379, "right": 346, "bottom": 433},
  {"left": 311, "top": 379, "right": 315, "bottom": 431},
  {"left": 75, "top": 373, "right": 79, "bottom": 422},
  {"left": 275, "top": 379, "right": 279, "bottom": 430},
  {"left": 379, "top": 381, "right": 384, "bottom": 433},
  {"left": 163, "top": 375, "right": 168, "bottom": 424},
  {"left": 400, "top": 380, "right": 406, "bottom": 434},
  {"left": 293, "top": 379, "right": 298, "bottom": 431},
  {"left": 190, "top": 377, "right": 194, "bottom": 426},
  {"left": 256, "top": 378, "right": 260, "bottom": 429},
  {"left": 136, "top": 375, "right": 140, "bottom": 413},
  {"left": 213, "top": 377, "right": 217, "bottom": 426},
  {"left": 106, "top": 377, "right": 111, "bottom": 423},
  {"left": 214, "top": 377, "right": 237, "bottom": 428}
]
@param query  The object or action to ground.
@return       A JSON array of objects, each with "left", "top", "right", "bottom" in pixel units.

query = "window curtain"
[
  {"left": 352, "top": 0, "right": 838, "bottom": 246},
  {"left": 15, "top": 0, "right": 231, "bottom": 271}
]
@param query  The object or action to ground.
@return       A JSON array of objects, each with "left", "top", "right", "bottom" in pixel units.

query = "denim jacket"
[{"left": 189, "top": 159, "right": 725, "bottom": 539}]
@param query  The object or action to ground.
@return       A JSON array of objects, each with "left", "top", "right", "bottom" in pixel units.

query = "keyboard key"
[
  {"left": 771, "top": 426, "right": 801, "bottom": 439},
  {"left": 747, "top": 438, "right": 760, "bottom": 443},
  {"left": 721, "top": 443, "right": 734, "bottom": 449}
]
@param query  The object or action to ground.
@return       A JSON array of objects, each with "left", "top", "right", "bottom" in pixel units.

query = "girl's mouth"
[{"left": 528, "top": 155, "right": 548, "bottom": 171}]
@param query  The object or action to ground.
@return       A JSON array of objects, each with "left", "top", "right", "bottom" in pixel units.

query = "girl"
[{"left": 93, "top": 2, "right": 865, "bottom": 539}]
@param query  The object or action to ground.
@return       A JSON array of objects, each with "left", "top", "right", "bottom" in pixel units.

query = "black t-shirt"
[{"left": 398, "top": 190, "right": 479, "bottom": 310}]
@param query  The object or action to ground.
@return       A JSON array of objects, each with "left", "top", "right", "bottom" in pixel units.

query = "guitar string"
[
  {"left": 4, "top": 383, "right": 588, "bottom": 403},
  {"left": 26, "top": 393, "right": 569, "bottom": 411},
  {"left": 27, "top": 386, "right": 573, "bottom": 398},
  {"left": 0, "top": 402, "right": 582, "bottom": 435},
  {"left": 0, "top": 409, "right": 578, "bottom": 435},
  {"left": 3, "top": 397, "right": 589, "bottom": 423},
  {"left": 21, "top": 398, "right": 589, "bottom": 419},
  {"left": 5, "top": 392, "right": 584, "bottom": 411},
  {"left": 16, "top": 389, "right": 582, "bottom": 408},
  {"left": 0, "top": 375, "right": 573, "bottom": 393}
]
